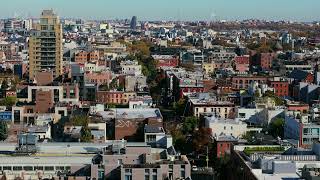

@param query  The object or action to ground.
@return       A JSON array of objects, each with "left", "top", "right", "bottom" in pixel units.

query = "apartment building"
[{"left": 29, "top": 10, "right": 63, "bottom": 79}]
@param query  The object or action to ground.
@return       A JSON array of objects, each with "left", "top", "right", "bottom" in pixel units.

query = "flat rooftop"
[{"left": 98, "top": 108, "right": 162, "bottom": 119}]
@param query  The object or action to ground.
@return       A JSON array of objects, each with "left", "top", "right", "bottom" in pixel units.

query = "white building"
[
  {"left": 204, "top": 115, "right": 247, "bottom": 138},
  {"left": 120, "top": 60, "right": 142, "bottom": 76},
  {"left": 129, "top": 96, "right": 153, "bottom": 109}
]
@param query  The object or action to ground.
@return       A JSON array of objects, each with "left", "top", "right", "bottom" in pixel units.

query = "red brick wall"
[
  {"left": 217, "top": 141, "right": 232, "bottom": 158},
  {"left": 270, "top": 81, "right": 289, "bottom": 97},
  {"left": 35, "top": 90, "right": 54, "bottom": 113}
]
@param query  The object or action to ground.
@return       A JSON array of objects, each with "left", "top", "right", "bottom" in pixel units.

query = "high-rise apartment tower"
[{"left": 29, "top": 10, "right": 62, "bottom": 79}]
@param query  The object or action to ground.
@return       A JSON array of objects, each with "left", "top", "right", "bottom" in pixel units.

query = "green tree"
[
  {"left": 173, "top": 98, "right": 187, "bottom": 116},
  {"left": 0, "top": 80, "right": 8, "bottom": 98},
  {"left": 171, "top": 127, "right": 192, "bottom": 154},
  {"left": 182, "top": 116, "right": 198, "bottom": 134},
  {"left": 0, "top": 121, "right": 8, "bottom": 141},
  {"left": 263, "top": 90, "right": 284, "bottom": 106},
  {"left": 241, "top": 131, "right": 256, "bottom": 144},
  {"left": 70, "top": 115, "right": 89, "bottom": 126},
  {"left": 80, "top": 126, "right": 92, "bottom": 142},
  {"left": 269, "top": 118, "right": 285, "bottom": 138},
  {"left": 0, "top": 97, "right": 16, "bottom": 106}
]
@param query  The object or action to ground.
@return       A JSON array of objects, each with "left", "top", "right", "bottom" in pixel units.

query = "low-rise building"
[
  {"left": 188, "top": 93, "right": 235, "bottom": 118},
  {"left": 204, "top": 115, "right": 247, "bottom": 138},
  {"left": 120, "top": 60, "right": 142, "bottom": 76}
]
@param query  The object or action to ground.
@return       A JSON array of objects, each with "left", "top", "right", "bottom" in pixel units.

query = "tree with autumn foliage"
[{"left": 192, "top": 127, "right": 213, "bottom": 153}]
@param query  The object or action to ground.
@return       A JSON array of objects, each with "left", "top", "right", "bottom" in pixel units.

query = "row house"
[
  {"left": 152, "top": 55, "right": 179, "bottom": 69},
  {"left": 269, "top": 81, "right": 289, "bottom": 97},
  {"left": 75, "top": 50, "right": 100, "bottom": 64},
  {"left": 84, "top": 71, "right": 112, "bottom": 86},
  {"left": 97, "top": 91, "right": 137, "bottom": 104},
  {"left": 231, "top": 76, "right": 271, "bottom": 89},
  {"left": 188, "top": 93, "right": 235, "bottom": 118}
]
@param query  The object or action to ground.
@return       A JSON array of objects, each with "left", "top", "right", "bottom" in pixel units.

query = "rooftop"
[{"left": 98, "top": 108, "right": 162, "bottom": 120}]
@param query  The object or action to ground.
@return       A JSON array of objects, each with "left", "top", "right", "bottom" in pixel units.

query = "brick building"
[
  {"left": 234, "top": 55, "right": 250, "bottom": 73},
  {"left": 35, "top": 89, "right": 54, "bottom": 113},
  {"left": 97, "top": 91, "right": 137, "bottom": 105},
  {"left": 85, "top": 71, "right": 112, "bottom": 86},
  {"left": 269, "top": 81, "right": 289, "bottom": 97},
  {"left": 231, "top": 76, "right": 270, "bottom": 89},
  {"left": 75, "top": 51, "right": 88, "bottom": 64},
  {"left": 215, "top": 135, "right": 238, "bottom": 158},
  {"left": 152, "top": 55, "right": 179, "bottom": 69}
]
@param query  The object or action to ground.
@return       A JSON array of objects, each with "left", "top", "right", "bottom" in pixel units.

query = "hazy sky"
[{"left": 0, "top": 0, "right": 319, "bottom": 21}]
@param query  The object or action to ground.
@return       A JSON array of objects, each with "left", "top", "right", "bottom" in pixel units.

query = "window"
[
  {"left": 56, "top": 166, "right": 65, "bottom": 170},
  {"left": 180, "top": 169, "right": 185, "bottom": 178},
  {"left": 152, "top": 169, "right": 157, "bottom": 173},
  {"left": 118, "top": 159, "right": 123, "bottom": 165},
  {"left": 152, "top": 175, "right": 157, "bottom": 180},
  {"left": 224, "top": 126, "right": 226, "bottom": 130},
  {"left": 239, "top": 113, "right": 245, "bottom": 118},
  {"left": 125, "top": 169, "right": 132, "bottom": 180},
  {"left": 34, "top": 166, "right": 44, "bottom": 170},
  {"left": 231, "top": 126, "right": 233, "bottom": 130},
  {"left": 13, "top": 166, "right": 23, "bottom": 171},
  {"left": 146, "top": 135, "right": 156, "bottom": 143},
  {"left": 125, "top": 175, "right": 132, "bottom": 180},
  {"left": 145, "top": 175, "right": 150, "bottom": 180},
  {"left": 3, "top": 166, "right": 12, "bottom": 170},
  {"left": 44, "top": 166, "right": 54, "bottom": 171},
  {"left": 24, "top": 166, "right": 33, "bottom": 171}
]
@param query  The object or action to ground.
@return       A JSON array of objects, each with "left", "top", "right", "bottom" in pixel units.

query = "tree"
[
  {"left": 169, "top": 124, "right": 193, "bottom": 154},
  {"left": 0, "top": 80, "right": 8, "bottom": 98},
  {"left": 241, "top": 131, "right": 256, "bottom": 144},
  {"left": 173, "top": 98, "right": 187, "bottom": 116},
  {"left": 192, "top": 128, "right": 212, "bottom": 153},
  {"left": 263, "top": 90, "right": 284, "bottom": 106},
  {"left": 182, "top": 116, "right": 198, "bottom": 134},
  {"left": 80, "top": 126, "right": 92, "bottom": 142},
  {"left": 0, "top": 97, "right": 16, "bottom": 106},
  {"left": 0, "top": 121, "right": 8, "bottom": 141},
  {"left": 70, "top": 115, "right": 89, "bottom": 126},
  {"left": 269, "top": 118, "right": 285, "bottom": 138}
]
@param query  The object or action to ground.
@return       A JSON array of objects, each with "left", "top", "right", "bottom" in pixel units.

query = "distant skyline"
[{"left": 0, "top": 0, "right": 319, "bottom": 22}]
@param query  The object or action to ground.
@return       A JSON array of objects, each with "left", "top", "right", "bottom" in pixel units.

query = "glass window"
[
  {"left": 152, "top": 175, "right": 157, "bottom": 180},
  {"left": 125, "top": 175, "right": 132, "bottom": 180},
  {"left": 45, "top": 166, "right": 54, "bottom": 171},
  {"left": 3, "top": 166, "right": 12, "bottom": 170},
  {"left": 145, "top": 175, "right": 150, "bottom": 180},
  {"left": 34, "top": 166, "right": 44, "bottom": 170},
  {"left": 13, "top": 166, "right": 23, "bottom": 171},
  {"left": 24, "top": 166, "right": 33, "bottom": 171},
  {"left": 56, "top": 166, "right": 65, "bottom": 170}
]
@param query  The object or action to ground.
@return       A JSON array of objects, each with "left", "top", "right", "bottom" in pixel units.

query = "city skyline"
[{"left": 0, "top": 0, "right": 319, "bottom": 21}]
